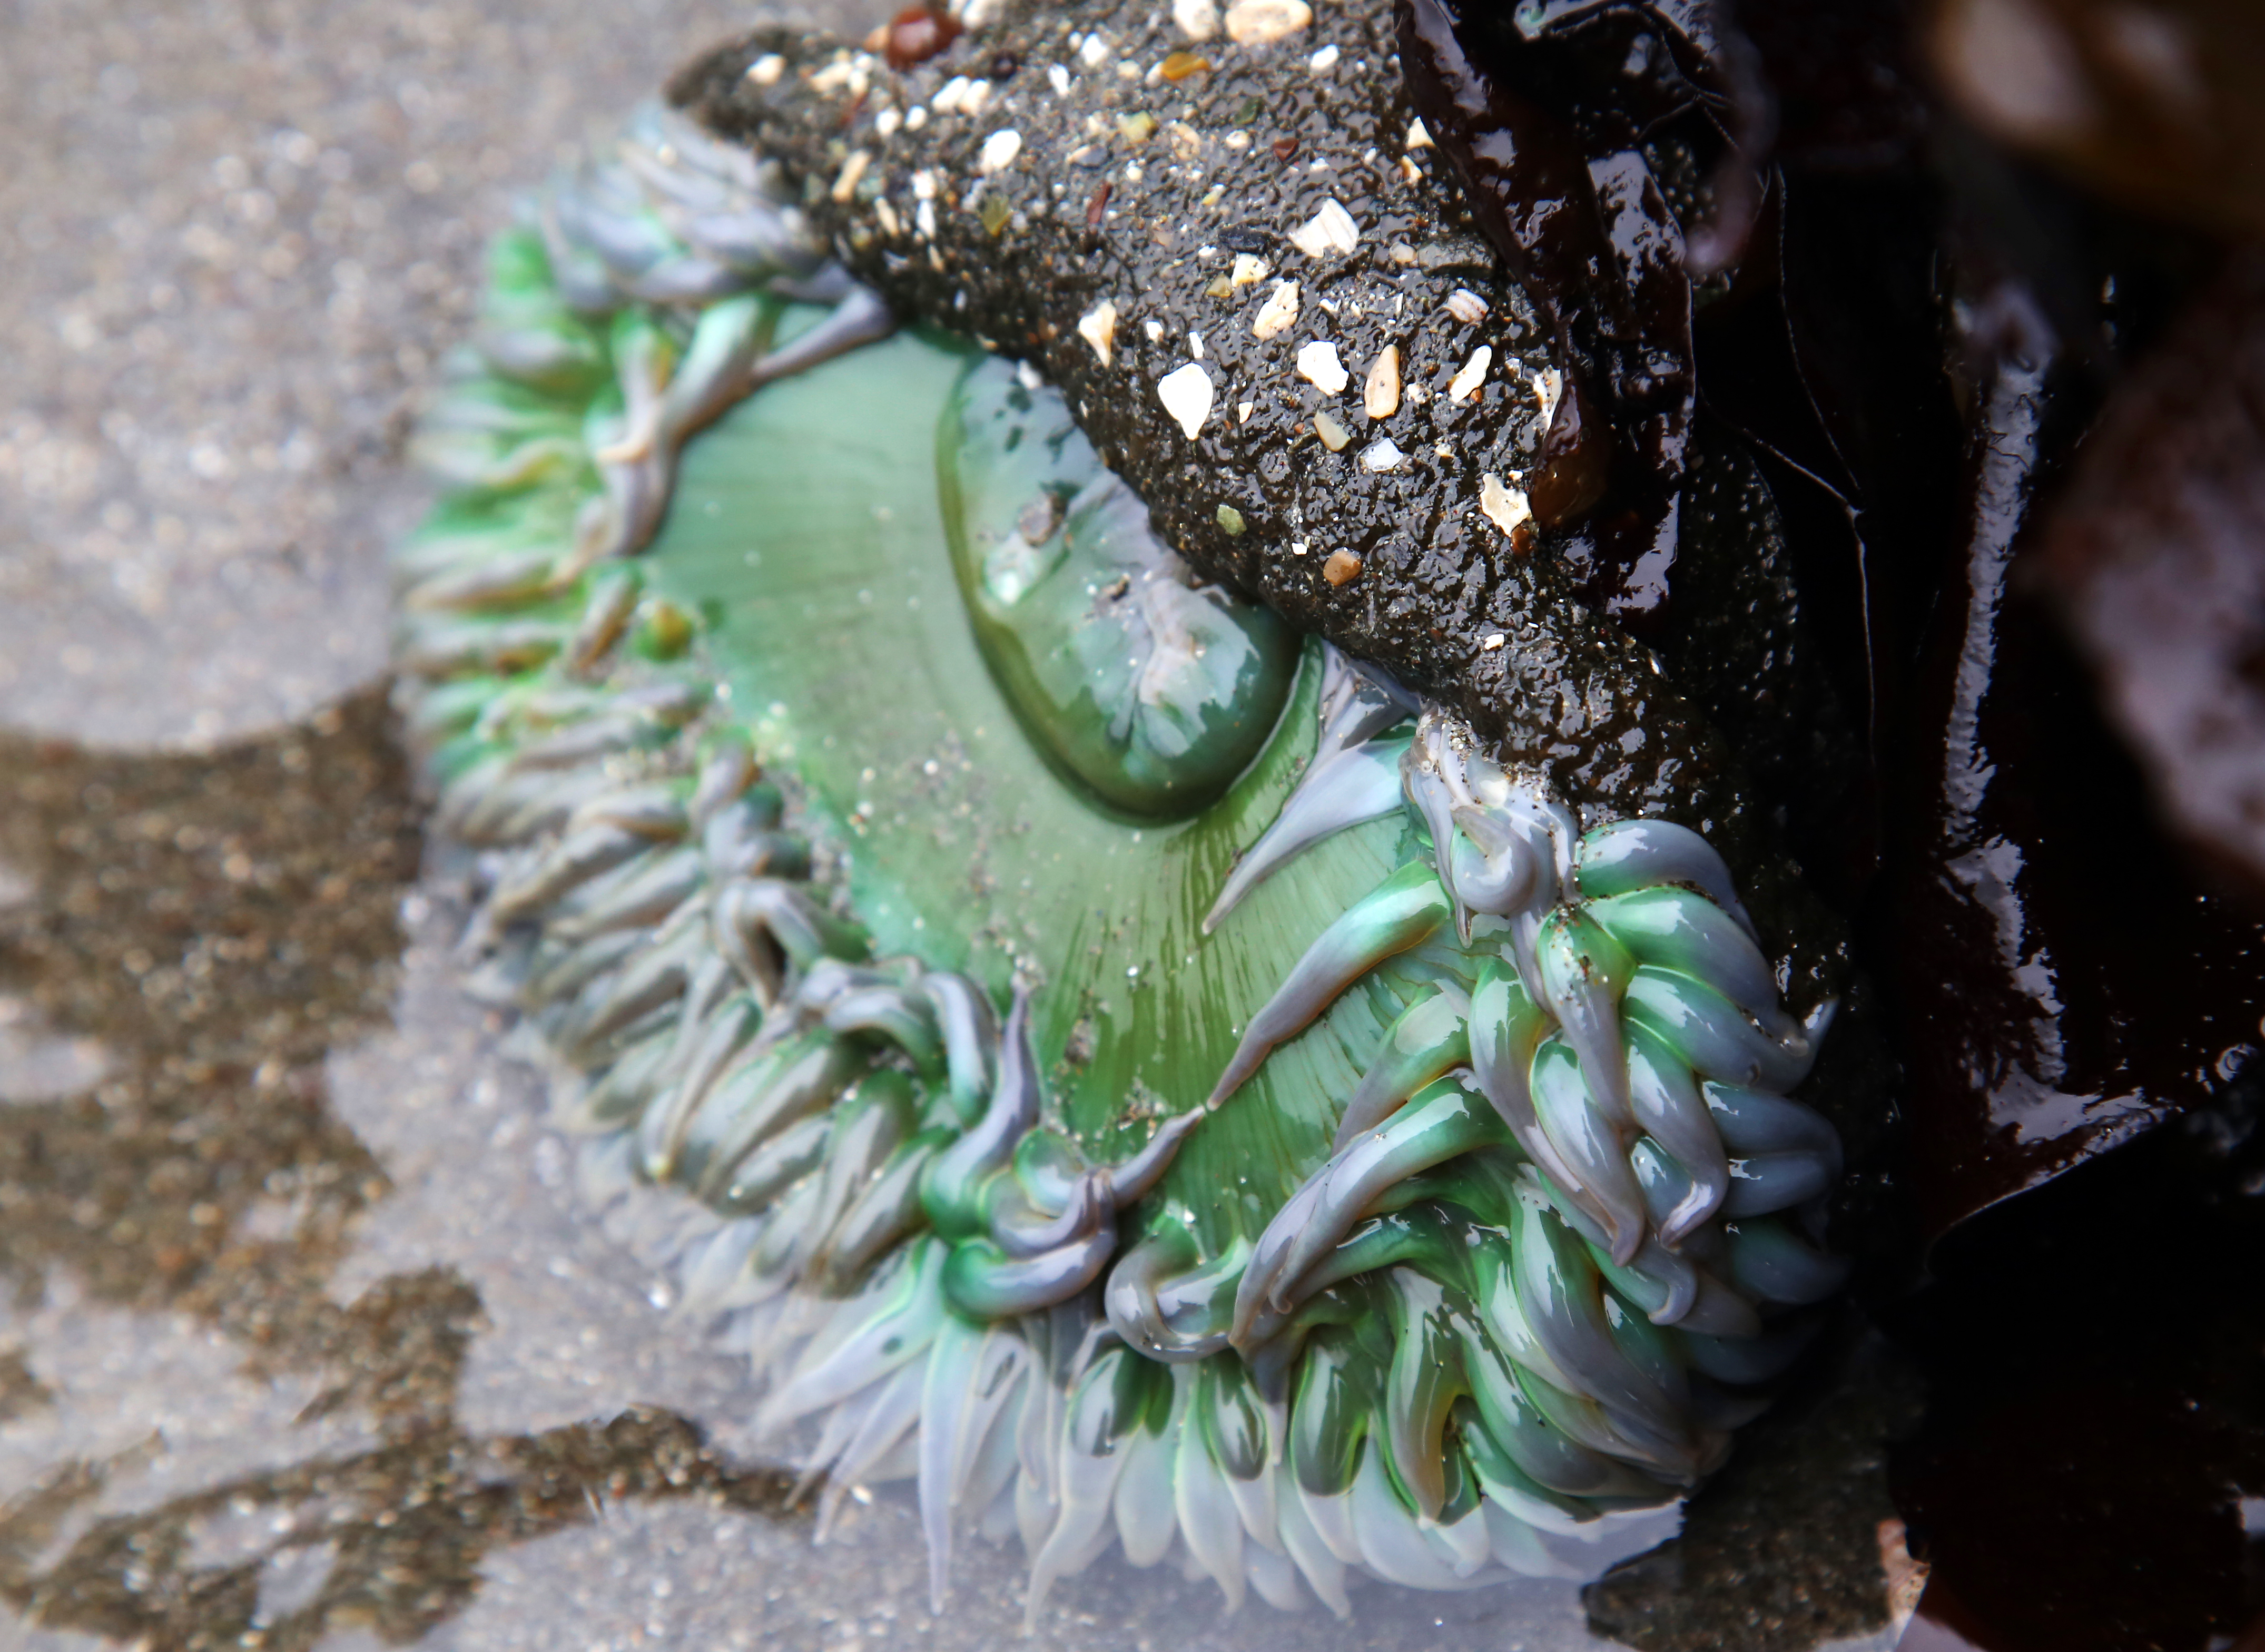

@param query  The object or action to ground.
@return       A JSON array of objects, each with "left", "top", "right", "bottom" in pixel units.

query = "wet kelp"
[
  {"left": 2040, "top": 251, "right": 2265, "bottom": 903},
  {"left": 1881, "top": 1082, "right": 2265, "bottom": 1652},
  {"left": 1893, "top": 285, "right": 2265, "bottom": 1239},
  {"left": 1382, "top": 0, "right": 2265, "bottom": 1243}
]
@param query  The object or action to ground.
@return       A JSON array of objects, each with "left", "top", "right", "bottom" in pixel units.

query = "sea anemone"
[{"left": 389, "top": 26, "right": 1847, "bottom": 1624}]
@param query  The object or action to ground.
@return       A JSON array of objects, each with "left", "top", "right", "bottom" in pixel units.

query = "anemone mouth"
[{"left": 390, "top": 101, "right": 1847, "bottom": 1622}]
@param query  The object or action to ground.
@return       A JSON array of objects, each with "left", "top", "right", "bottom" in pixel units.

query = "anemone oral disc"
[{"left": 637, "top": 314, "right": 1421, "bottom": 1251}]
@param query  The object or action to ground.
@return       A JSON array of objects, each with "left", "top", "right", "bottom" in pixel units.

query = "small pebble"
[
  {"left": 1296, "top": 339, "right": 1348, "bottom": 394},
  {"left": 1251, "top": 279, "right": 1300, "bottom": 340},
  {"left": 1078, "top": 299, "right": 1118, "bottom": 366},
  {"left": 1173, "top": 0, "right": 1222, "bottom": 38},
  {"left": 1364, "top": 345, "right": 1401, "bottom": 418},
  {"left": 1158, "top": 360, "right": 1215, "bottom": 439},
  {"left": 1445, "top": 288, "right": 1488, "bottom": 325},
  {"left": 1480, "top": 471, "right": 1532, "bottom": 536},
  {"left": 1288, "top": 198, "right": 1359, "bottom": 258},
  {"left": 830, "top": 151, "right": 871, "bottom": 202},
  {"left": 1449, "top": 345, "right": 1492, "bottom": 403},
  {"left": 1322, "top": 548, "right": 1362, "bottom": 586},
  {"left": 1531, "top": 366, "right": 1565, "bottom": 425},
  {"left": 978, "top": 129, "right": 1023, "bottom": 173},
  {"left": 1225, "top": 0, "right": 1314, "bottom": 46},
  {"left": 1314, "top": 411, "right": 1350, "bottom": 451},
  {"left": 884, "top": 4, "right": 963, "bottom": 71}
]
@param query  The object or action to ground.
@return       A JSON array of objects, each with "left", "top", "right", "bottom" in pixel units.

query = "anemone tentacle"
[{"left": 389, "top": 100, "right": 1849, "bottom": 1624}]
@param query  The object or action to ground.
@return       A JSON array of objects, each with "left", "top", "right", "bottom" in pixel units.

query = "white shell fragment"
[
  {"left": 1449, "top": 345, "right": 1493, "bottom": 403},
  {"left": 1532, "top": 366, "right": 1565, "bottom": 428},
  {"left": 933, "top": 76, "right": 993, "bottom": 116},
  {"left": 1173, "top": 0, "right": 1222, "bottom": 40},
  {"left": 1078, "top": 300, "right": 1119, "bottom": 367},
  {"left": 1158, "top": 361, "right": 1216, "bottom": 439},
  {"left": 1308, "top": 43, "right": 1340, "bottom": 72},
  {"left": 1406, "top": 116, "right": 1434, "bottom": 149},
  {"left": 1230, "top": 252, "right": 1271, "bottom": 288},
  {"left": 978, "top": 129, "right": 1023, "bottom": 173},
  {"left": 1360, "top": 437, "right": 1404, "bottom": 472},
  {"left": 1480, "top": 471, "right": 1532, "bottom": 536},
  {"left": 1224, "top": 0, "right": 1314, "bottom": 46},
  {"left": 1445, "top": 288, "right": 1488, "bottom": 326},
  {"left": 1296, "top": 340, "right": 1349, "bottom": 394},
  {"left": 1364, "top": 345, "right": 1401, "bottom": 419},
  {"left": 746, "top": 54, "right": 786, "bottom": 86},
  {"left": 1288, "top": 199, "right": 1360, "bottom": 259},
  {"left": 1251, "top": 280, "right": 1301, "bottom": 340},
  {"left": 830, "top": 151, "right": 871, "bottom": 202}
]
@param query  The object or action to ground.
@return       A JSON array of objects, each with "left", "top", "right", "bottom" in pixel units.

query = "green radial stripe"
[{"left": 643, "top": 317, "right": 1417, "bottom": 1252}]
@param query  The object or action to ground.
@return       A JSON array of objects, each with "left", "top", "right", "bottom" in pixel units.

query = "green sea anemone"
[{"left": 390, "top": 84, "right": 1845, "bottom": 1624}]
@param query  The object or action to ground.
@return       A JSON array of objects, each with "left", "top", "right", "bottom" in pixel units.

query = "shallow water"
[{"left": 0, "top": 1, "right": 1920, "bottom": 1647}]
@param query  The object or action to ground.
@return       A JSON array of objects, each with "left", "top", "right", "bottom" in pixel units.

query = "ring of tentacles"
[{"left": 390, "top": 94, "right": 1846, "bottom": 1621}]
